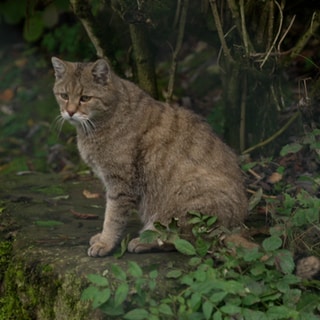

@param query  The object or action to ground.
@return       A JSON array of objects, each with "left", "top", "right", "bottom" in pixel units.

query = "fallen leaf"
[
  {"left": 267, "top": 172, "right": 283, "bottom": 184},
  {"left": 82, "top": 189, "right": 101, "bottom": 199},
  {"left": 70, "top": 209, "right": 99, "bottom": 220},
  {"left": 0, "top": 88, "right": 14, "bottom": 102}
]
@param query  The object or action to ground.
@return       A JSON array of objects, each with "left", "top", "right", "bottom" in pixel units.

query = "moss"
[
  {"left": 0, "top": 241, "right": 12, "bottom": 282},
  {"left": 0, "top": 257, "right": 96, "bottom": 320}
]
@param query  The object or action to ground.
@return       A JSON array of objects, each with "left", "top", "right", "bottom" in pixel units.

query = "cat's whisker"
[{"left": 51, "top": 115, "right": 65, "bottom": 137}]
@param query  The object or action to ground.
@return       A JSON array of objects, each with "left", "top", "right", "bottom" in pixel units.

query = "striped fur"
[{"left": 52, "top": 57, "right": 248, "bottom": 257}]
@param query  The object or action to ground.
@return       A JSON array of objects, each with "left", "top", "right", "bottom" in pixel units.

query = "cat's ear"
[
  {"left": 51, "top": 57, "right": 66, "bottom": 80},
  {"left": 91, "top": 59, "right": 110, "bottom": 85}
]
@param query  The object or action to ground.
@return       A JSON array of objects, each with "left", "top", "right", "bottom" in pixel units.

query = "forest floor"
[{"left": 0, "top": 29, "right": 320, "bottom": 319}]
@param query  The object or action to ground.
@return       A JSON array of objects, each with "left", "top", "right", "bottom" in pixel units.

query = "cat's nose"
[{"left": 67, "top": 110, "right": 76, "bottom": 117}]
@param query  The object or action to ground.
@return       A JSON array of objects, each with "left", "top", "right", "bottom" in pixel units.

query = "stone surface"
[{"left": 0, "top": 172, "right": 187, "bottom": 319}]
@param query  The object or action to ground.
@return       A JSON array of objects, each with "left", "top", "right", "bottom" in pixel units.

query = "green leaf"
[
  {"left": 206, "top": 216, "right": 217, "bottom": 227},
  {"left": 34, "top": 220, "right": 63, "bottom": 227},
  {"left": 92, "top": 288, "right": 111, "bottom": 308},
  {"left": 210, "top": 292, "right": 228, "bottom": 303},
  {"left": 87, "top": 274, "right": 109, "bottom": 286},
  {"left": 114, "top": 233, "right": 131, "bottom": 258},
  {"left": 100, "top": 302, "right": 124, "bottom": 316},
  {"left": 202, "top": 300, "right": 214, "bottom": 320},
  {"left": 140, "top": 230, "right": 159, "bottom": 243},
  {"left": 158, "top": 304, "right": 173, "bottom": 316},
  {"left": 114, "top": 283, "right": 129, "bottom": 307},
  {"left": 166, "top": 269, "right": 182, "bottom": 279},
  {"left": 275, "top": 250, "right": 295, "bottom": 274},
  {"left": 242, "top": 308, "right": 268, "bottom": 320},
  {"left": 111, "top": 264, "right": 127, "bottom": 281},
  {"left": 124, "top": 308, "right": 149, "bottom": 320},
  {"left": 213, "top": 310, "right": 223, "bottom": 320},
  {"left": 81, "top": 286, "right": 110, "bottom": 308},
  {"left": 262, "top": 236, "right": 282, "bottom": 251},
  {"left": 248, "top": 187, "right": 263, "bottom": 211},
  {"left": 149, "top": 270, "right": 158, "bottom": 279},
  {"left": 220, "top": 304, "right": 241, "bottom": 315},
  {"left": 174, "top": 238, "right": 197, "bottom": 256},
  {"left": 128, "top": 261, "right": 143, "bottom": 278},
  {"left": 190, "top": 292, "right": 202, "bottom": 310},
  {"left": 81, "top": 286, "right": 98, "bottom": 301},
  {"left": 23, "top": 12, "right": 44, "bottom": 42},
  {"left": 267, "top": 305, "right": 298, "bottom": 320},
  {"left": 195, "top": 237, "right": 211, "bottom": 257},
  {"left": 188, "top": 257, "right": 202, "bottom": 266},
  {"left": 280, "top": 143, "right": 303, "bottom": 156}
]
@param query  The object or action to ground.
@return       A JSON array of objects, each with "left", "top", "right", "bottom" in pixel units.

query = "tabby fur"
[{"left": 51, "top": 57, "right": 248, "bottom": 257}]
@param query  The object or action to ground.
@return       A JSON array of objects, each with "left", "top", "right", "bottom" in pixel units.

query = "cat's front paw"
[
  {"left": 88, "top": 233, "right": 113, "bottom": 257},
  {"left": 128, "top": 237, "right": 175, "bottom": 253}
]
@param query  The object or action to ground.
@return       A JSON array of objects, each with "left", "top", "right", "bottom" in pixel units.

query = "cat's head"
[{"left": 51, "top": 57, "right": 116, "bottom": 129}]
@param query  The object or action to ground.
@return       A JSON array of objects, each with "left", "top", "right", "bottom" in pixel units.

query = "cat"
[{"left": 51, "top": 57, "right": 248, "bottom": 257}]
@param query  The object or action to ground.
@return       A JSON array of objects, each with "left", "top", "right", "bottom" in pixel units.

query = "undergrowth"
[{"left": 81, "top": 131, "right": 320, "bottom": 319}]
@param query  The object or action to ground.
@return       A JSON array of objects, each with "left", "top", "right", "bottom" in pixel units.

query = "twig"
[
  {"left": 277, "top": 14, "right": 296, "bottom": 52},
  {"left": 289, "top": 10, "right": 320, "bottom": 60},
  {"left": 70, "top": 0, "right": 109, "bottom": 61},
  {"left": 166, "top": 0, "right": 189, "bottom": 101},
  {"left": 266, "top": 0, "right": 274, "bottom": 50},
  {"left": 242, "top": 111, "right": 300, "bottom": 154},
  {"left": 239, "top": 74, "right": 247, "bottom": 151},
  {"left": 239, "top": 0, "right": 249, "bottom": 55},
  {"left": 248, "top": 169, "right": 263, "bottom": 180},
  {"left": 209, "top": 0, "right": 234, "bottom": 63},
  {"left": 247, "top": 189, "right": 277, "bottom": 199},
  {"left": 260, "top": 0, "right": 283, "bottom": 69}
]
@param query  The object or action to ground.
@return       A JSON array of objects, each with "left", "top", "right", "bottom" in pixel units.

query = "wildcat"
[{"left": 51, "top": 57, "right": 248, "bottom": 257}]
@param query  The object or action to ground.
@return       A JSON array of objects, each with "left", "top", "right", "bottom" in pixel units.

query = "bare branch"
[
  {"left": 69, "top": 0, "right": 109, "bottom": 61},
  {"left": 259, "top": 0, "right": 283, "bottom": 69},
  {"left": 166, "top": 0, "right": 189, "bottom": 101},
  {"left": 209, "top": 0, "right": 234, "bottom": 63},
  {"left": 290, "top": 10, "right": 320, "bottom": 60}
]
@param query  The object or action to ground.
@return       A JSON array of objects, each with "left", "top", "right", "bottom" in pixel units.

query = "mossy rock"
[{"left": 0, "top": 173, "right": 188, "bottom": 319}]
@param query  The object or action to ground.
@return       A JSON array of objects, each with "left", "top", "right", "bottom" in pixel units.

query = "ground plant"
[{"left": 81, "top": 201, "right": 320, "bottom": 319}]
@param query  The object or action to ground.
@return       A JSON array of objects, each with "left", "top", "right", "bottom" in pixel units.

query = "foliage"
[
  {"left": 280, "top": 129, "right": 320, "bottom": 158},
  {"left": 81, "top": 211, "right": 320, "bottom": 319}
]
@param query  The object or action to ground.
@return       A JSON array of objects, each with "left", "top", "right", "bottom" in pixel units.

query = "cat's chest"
[{"left": 77, "top": 136, "right": 109, "bottom": 181}]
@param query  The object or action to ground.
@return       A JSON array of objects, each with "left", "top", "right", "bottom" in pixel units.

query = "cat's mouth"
[{"left": 61, "top": 111, "right": 96, "bottom": 135}]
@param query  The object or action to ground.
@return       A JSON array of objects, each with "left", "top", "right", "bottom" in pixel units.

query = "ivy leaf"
[{"left": 174, "top": 238, "right": 197, "bottom": 256}]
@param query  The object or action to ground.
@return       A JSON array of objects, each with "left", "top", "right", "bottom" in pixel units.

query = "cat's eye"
[
  {"left": 80, "top": 95, "right": 91, "bottom": 102},
  {"left": 60, "top": 93, "right": 69, "bottom": 100}
]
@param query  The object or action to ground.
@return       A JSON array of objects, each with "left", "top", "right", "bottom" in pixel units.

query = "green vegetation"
[{"left": 81, "top": 206, "right": 320, "bottom": 319}]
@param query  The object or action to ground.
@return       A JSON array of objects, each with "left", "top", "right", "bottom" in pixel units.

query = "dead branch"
[{"left": 242, "top": 111, "right": 300, "bottom": 154}]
